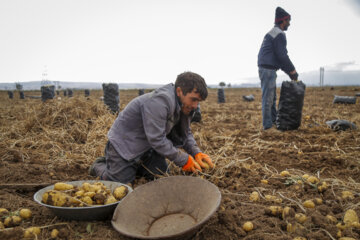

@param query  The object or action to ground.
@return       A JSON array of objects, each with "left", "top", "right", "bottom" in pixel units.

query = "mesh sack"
[{"left": 276, "top": 81, "right": 306, "bottom": 131}]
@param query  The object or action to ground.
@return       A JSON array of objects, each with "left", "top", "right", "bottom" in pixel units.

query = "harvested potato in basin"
[{"left": 41, "top": 181, "right": 129, "bottom": 207}]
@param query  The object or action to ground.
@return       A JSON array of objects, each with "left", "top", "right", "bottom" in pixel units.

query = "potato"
[
  {"left": 4, "top": 216, "right": 22, "bottom": 227},
  {"left": 287, "top": 222, "right": 296, "bottom": 233},
  {"left": 318, "top": 182, "right": 328, "bottom": 192},
  {"left": 93, "top": 182, "right": 105, "bottom": 187},
  {"left": 303, "top": 200, "right": 315, "bottom": 208},
  {"left": 282, "top": 206, "right": 295, "bottom": 220},
  {"left": 42, "top": 190, "right": 69, "bottom": 207},
  {"left": 67, "top": 195, "right": 82, "bottom": 206},
  {"left": 242, "top": 221, "right": 253, "bottom": 232},
  {"left": 249, "top": 191, "right": 259, "bottom": 202},
  {"left": 280, "top": 170, "right": 290, "bottom": 177},
  {"left": 326, "top": 215, "right": 337, "bottom": 223},
  {"left": 295, "top": 213, "right": 307, "bottom": 224},
  {"left": 54, "top": 182, "right": 74, "bottom": 191},
  {"left": 81, "top": 182, "right": 92, "bottom": 192},
  {"left": 293, "top": 237, "right": 306, "bottom": 240},
  {"left": 0, "top": 208, "right": 9, "bottom": 217},
  {"left": 306, "top": 176, "right": 319, "bottom": 184},
  {"left": 84, "top": 191, "right": 96, "bottom": 198},
  {"left": 352, "top": 222, "right": 360, "bottom": 228},
  {"left": 0, "top": 221, "right": 4, "bottom": 229},
  {"left": 302, "top": 174, "right": 309, "bottom": 180},
  {"left": 81, "top": 183, "right": 102, "bottom": 193},
  {"left": 24, "top": 227, "right": 41, "bottom": 238},
  {"left": 19, "top": 208, "right": 32, "bottom": 219},
  {"left": 336, "top": 222, "right": 347, "bottom": 230},
  {"left": 342, "top": 191, "right": 354, "bottom": 200},
  {"left": 339, "top": 238, "right": 356, "bottom": 240},
  {"left": 265, "top": 195, "right": 282, "bottom": 203},
  {"left": 94, "top": 193, "right": 107, "bottom": 205},
  {"left": 91, "top": 184, "right": 102, "bottom": 193},
  {"left": 105, "top": 195, "right": 117, "bottom": 205},
  {"left": 314, "top": 198, "right": 323, "bottom": 205},
  {"left": 51, "top": 229, "right": 59, "bottom": 239},
  {"left": 202, "top": 162, "right": 210, "bottom": 169},
  {"left": 113, "top": 186, "right": 128, "bottom": 200},
  {"left": 75, "top": 190, "right": 85, "bottom": 197},
  {"left": 265, "top": 206, "right": 283, "bottom": 216},
  {"left": 260, "top": 179, "right": 268, "bottom": 184},
  {"left": 344, "top": 209, "right": 359, "bottom": 226},
  {"left": 81, "top": 196, "right": 93, "bottom": 205}
]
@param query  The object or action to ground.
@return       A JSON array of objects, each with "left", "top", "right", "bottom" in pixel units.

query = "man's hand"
[
  {"left": 289, "top": 70, "right": 298, "bottom": 81},
  {"left": 195, "top": 152, "right": 215, "bottom": 169},
  {"left": 182, "top": 155, "right": 202, "bottom": 173}
]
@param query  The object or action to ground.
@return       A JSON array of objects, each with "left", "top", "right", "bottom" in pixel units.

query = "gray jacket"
[{"left": 107, "top": 83, "right": 201, "bottom": 167}]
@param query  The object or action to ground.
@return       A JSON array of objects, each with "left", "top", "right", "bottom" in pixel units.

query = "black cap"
[{"left": 275, "top": 7, "right": 291, "bottom": 24}]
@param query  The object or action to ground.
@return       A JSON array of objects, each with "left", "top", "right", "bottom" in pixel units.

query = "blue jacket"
[
  {"left": 258, "top": 26, "right": 295, "bottom": 75},
  {"left": 107, "top": 83, "right": 201, "bottom": 167}
]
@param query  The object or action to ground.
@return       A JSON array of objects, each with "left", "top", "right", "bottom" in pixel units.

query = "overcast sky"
[{"left": 1, "top": 0, "right": 359, "bottom": 85}]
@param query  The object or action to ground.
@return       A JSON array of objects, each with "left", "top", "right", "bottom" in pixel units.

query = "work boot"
[{"left": 89, "top": 156, "right": 106, "bottom": 176}]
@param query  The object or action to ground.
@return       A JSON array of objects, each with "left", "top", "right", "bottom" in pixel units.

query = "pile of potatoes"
[
  {"left": 0, "top": 208, "right": 32, "bottom": 229},
  {"left": 0, "top": 208, "right": 42, "bottom": 238},
  {"left": 42, "top": 182, "right": 128, "bottom": 207}
]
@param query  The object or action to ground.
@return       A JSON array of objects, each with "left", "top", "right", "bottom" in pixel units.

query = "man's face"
[
  {"left": 283, "top": 19, "right": 290, "bottom": 31},
  {"left": 176, "top": 87, "right": 202, "bottom": 115}
]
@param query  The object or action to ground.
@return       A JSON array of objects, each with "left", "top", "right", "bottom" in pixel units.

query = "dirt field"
[{"left": 0, "top": 86, "right": 359, "bottom": 240}]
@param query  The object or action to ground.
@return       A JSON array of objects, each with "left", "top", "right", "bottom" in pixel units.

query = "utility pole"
[
  {"left": 41, "top": 65, "right": 51, "bottom": 86},
  {"left": 319, "top": 67, "right": 324, "bottom": 87}
]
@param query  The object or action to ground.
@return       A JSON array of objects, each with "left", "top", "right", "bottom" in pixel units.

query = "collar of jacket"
[{"left": 175, "top": 87, "right": 183, "bottom": 109}]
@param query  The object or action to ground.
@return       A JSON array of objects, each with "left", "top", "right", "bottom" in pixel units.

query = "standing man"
[
  {"left": 258, "top": 7, "right": 298, "bottom": 130},
  {"left": 89, "top": 71, "right": 214, "bottom": 184}
]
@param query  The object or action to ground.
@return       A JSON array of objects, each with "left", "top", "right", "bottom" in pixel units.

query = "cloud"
[
  {"left": 345, "top": 0, "right": 360, "bottom": 15},
  {"left": 325, "top": 61, "right": 360, "bottom": 71}
]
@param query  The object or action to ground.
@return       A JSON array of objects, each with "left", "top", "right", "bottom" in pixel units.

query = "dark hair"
[{"left": 175, "top": 71, "right": 208, "bottom": 100}]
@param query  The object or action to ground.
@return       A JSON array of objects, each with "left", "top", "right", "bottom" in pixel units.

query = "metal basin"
[
  {"left": 111, "top": 176, "right": 221, "bottom": 239},
  {"left": 33, "top": 180, "right": 133, "bottom": 221}
]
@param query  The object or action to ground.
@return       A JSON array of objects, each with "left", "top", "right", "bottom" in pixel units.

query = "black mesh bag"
[
  {"left": 102, "top": 83, "right": 120, "bottom": 113},
  {"left": 41, "top": 85, "right": 55, "bottom": 102},
  {"left": 326, "top": 120, "right": 357, "bottom": 131},
  {"left": 217, "top": 88, "right": 225, "bottom": 103},
  {"left": 333, "top": 96, "right": 356, "bottom": 104},
  {"left": 276, "top": 81, "right": 306, "bottom": 131}
]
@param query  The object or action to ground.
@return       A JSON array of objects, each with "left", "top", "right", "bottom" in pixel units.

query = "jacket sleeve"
[
  {"left": 182, "top": 118, "right": 201, "bottom": 157},
  {"left": 273, "top": 33, "right": 296, "bottom": 74},
  {"left": 141, "top": 94, "right": 188, "bottom": 167}
]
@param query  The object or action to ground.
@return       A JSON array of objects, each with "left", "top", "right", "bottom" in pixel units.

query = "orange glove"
[
  {"left": 182, "top": 155, "right": 202, "bottom": 173},
  {"left": 195, "top": 152, "right": 214, "bottom": 169}
]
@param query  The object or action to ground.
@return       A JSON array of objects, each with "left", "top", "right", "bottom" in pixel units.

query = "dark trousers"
[{"left": 94, "top": 141, "right": 168, "bottom": 184}]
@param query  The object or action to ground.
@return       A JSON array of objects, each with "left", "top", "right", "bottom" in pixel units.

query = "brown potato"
[
  {"left": 94, "top": 193, "right": 107, "bottom": 205},
  {"left": 24, "top": 227, "right": 41, "bottom": 238},
  {"left": 113, "top": 186, "right": 128, "bottom": 200},
  {"left": 0, "top": 208, "right": 9, "bottom": 217},
  {"left": 4, "top": 216, "right": 22, "bottom": 227},
  {"left": 51, "top": 229, "right": 59, "bottom": 239},
  {"left": 242, "top": 221, "right": 253, "bottom": 232},
  {"left": 81, "top": 196, "right": 93, "bottom": 205},
  {"left": 54, "top": 182, "right": 74, "bottom": 191},
  {"left": 295, "top": 213, "right": 307, "bottom": 224},
  {"left": 19, "top": 208, "right": 32, "bottom": 219},
  {"left": 42, "top": 190, "right": 70, "bottom": 207},
  {"left": 105, "top": 195, "right": 117, "bottom": 205}
]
